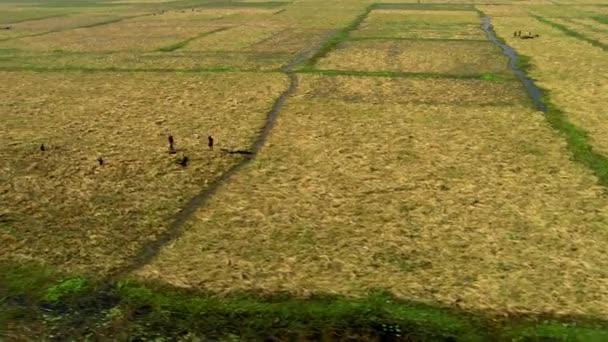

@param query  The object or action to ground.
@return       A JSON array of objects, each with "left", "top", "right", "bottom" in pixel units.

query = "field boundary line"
[
  {"left": 299, "top": 4, "right": 376, "bottom": 69},
  {"left": 157, "top": 26, "right": 232, "bottom": 52},
  {"left": 591, "top": 16, "right": 608, "bottom": 26},
  {"left": 3, "top": 13, "right": 70, "bottom": 25},
  {"left": 0, "top": 0, "right": 283, "bottom": 43},
  {"left": 297, "top": 68, "right": 513, "bottom": 81},
  {"left": 564, "top": 18, "right": 608, "bottom": 34},
  {"left": 0, "top": 14, "right": 154, "bottom": 43},
  {"left": 108, "top": 73, "right": 298, "bottom": 280},
  {"left": 533, "top": 15, "right": 608, "bottom": 52},
  {"left": 0, "top": 65, "right": 270, "bottom": 73}
]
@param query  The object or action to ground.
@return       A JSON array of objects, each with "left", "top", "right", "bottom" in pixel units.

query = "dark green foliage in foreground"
[{"left": 2, "top": 262, "right": 608, "bottom": 341}]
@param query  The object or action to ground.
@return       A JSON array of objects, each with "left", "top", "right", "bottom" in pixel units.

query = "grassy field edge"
[
  {"left": 514, "top": 53, "right": 608, "bottom": 187},
  {"left": 480, "top": 10, "right": 608, "bottom": 188},
  {"left": 2, "top": 262, "right": 608, "bottom": 340}
]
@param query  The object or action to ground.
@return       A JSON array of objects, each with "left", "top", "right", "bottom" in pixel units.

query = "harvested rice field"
[
  {"left": 136, "top": 75, "right": 608, "bottom": 318},
  {"left": 183, "top": 25, "right": 283, "bottom": 52},
  {"left": 354, "top": 9, "right": 487, "bottom": 40},
  {"left": 482, "top": 9, "right": 608, "bottom": 156},
  {"left": 316, "top": 40, "right": 512, "bottom": 76},
  {"left": 2, "top": 0, "right": 608, "bottom": 340},
  {"left": 2, "top": 17, "right": 225, "bottom": 52},
  {"left": 0, "top": 71, "right": 288, "bottom": 275},
  {"left": 0, "top": 14, "right": 125, "bottom": 40},
  {"left": 551, "top": 18, "right": 608, "bottom": 45}
]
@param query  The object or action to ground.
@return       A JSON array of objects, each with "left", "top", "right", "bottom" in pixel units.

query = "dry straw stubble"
[
  {"left": 0, "top": 71, "right": 288, "bottom": 276},
  {"left": 136, "top": 75, "right": 608, "bottom": 319}
]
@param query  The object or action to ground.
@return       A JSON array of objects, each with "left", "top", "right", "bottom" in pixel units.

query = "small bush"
[{"left": 45, "top": 277, "right": 88, "bottom": 302}]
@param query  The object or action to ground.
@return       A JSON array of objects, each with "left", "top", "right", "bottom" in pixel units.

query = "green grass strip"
[
  {"left": 563, "top": 18, "right": 608, "bottom": 34},
  {"left": 2, "top": 262, "right": 608, "bottom": 341},
  {"left": 542, "top": 93, "right": 608, "bottom": 187},
  {"left": 157, "top": 27, "right": 231, "bottom": 52},
  {"left": 117, "top": 281, "right": 486, "bottom": 341},
  {"left": 505, "top": 27, "right": 608, "bottom": 187},
  {"left": 504, "top": 321, "right": 608, "bottom": 342},
  {"left": 591, "top": 16, "right": 608, "bottom": 25},
  {"left": 297, "top": 68, "right": 513, "bottom": 81},
  {"left": 300, "top": 4, "right": 376, "bottom": 69},
  {"left": 534, "top": 15, "right": 608, "bottom": 52}
]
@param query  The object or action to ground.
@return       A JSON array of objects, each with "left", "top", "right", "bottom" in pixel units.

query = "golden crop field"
[
  {"left": 551, "top": 18, "right": 608, "bottom": 45},
  {"left": 354, "top": 9, "right": 486, "bottom": 40},
  {"left": 0, "top": 14, "right": 125, "bottom": 40},
  {"left": 569, "top": 18, "right": 608, "bottom": 32},
  {"left": 184, "top": 25, "right": 281, "bottom": 52},
  {"left": 2, "top": 16, "right": 223, "bottom": 52},
  {"left": 0, "top": 71, "right": 287, "bottom": 276},
  {"left": 297, "top": 76, "right": 531, "bottom": 107},
  {"left": 316, "top": 40, "right": 511, "bottom": 76},
  {"left": 137, "top": 74, "right": 608, "bottom": 318},
  {"left": 2, "top": 0, "right": 608, "bottom": 339},
  {"left": 481, "top": 7, "right": 608, "bottom": 156},
  {"left": 249, "top": 28, "right": 334, "bottom": 55}
]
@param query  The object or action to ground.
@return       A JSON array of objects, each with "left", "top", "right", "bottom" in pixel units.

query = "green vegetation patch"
[
  {"left": 592, "top": 16, "right": 608, "bottom": 25},
  {"left": 513, "top": 48, "right": 608, "bottom": 187},
  {"left": 2, "top": 262, "right": 608, "bottom": 340},
  {"left": 45, "top": 277, "right": 89, "bottom": 302},
  {"left": 504, "top": 321, "right": 608, "bottom": 342},
  {"left": 117, "top": 281, "right": 483, "bottom": 340},
  {"left": 542, "top": 94, "right": 608, "bottom": 187},
  {"left": 0, "top": 262, "right": 60, "bottom": 301}
]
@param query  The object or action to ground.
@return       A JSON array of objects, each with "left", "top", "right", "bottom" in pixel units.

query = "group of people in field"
[{"left": 514, "top": 30, "right": 540, "bottom": 39}]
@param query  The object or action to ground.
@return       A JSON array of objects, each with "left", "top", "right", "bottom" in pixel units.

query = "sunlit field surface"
[{"left": 2, "top": 0, "right": 608, "bottom": 339}]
